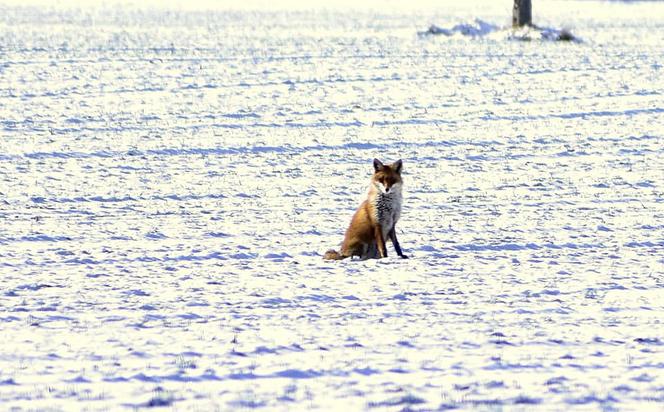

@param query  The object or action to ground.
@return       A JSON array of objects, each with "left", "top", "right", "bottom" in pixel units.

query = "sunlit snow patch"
[
  {"left": 419, "top": 19, "right": 499, "bottom": 37},
  {"left": 421, "top": 19, "right": 580, "bottom": 42}
]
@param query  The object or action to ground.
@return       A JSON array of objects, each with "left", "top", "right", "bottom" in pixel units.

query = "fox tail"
[{"left": 323, "top": 249, "right": 347, "bottom": 260}]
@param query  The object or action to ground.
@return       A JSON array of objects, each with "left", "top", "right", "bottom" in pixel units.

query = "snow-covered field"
[{"left": 1, "top": 0, "right": 663, "bottom": 410}]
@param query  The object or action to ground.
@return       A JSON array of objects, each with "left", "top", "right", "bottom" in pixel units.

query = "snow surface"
[{"left": 1, "top": 0, "right": 663, "bottom": 410}]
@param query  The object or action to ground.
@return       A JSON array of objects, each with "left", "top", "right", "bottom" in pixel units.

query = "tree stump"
[{"left": 513, "top": 0, "right": 532, "bottom": 27}]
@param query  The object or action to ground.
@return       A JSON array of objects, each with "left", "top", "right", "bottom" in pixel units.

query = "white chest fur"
[{"left": 371, "top": 191, "right": 402, "bottom": 239}]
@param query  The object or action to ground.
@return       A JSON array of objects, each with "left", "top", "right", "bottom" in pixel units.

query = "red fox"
[{"left": 324, "top": 159, "right": 408, "bottom": 260}]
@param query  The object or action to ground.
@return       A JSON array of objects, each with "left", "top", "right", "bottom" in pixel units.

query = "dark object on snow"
[
  {"left": 511, "top": 25, "right": 580, "bottom": 43},
  {"left": 513, "top": 0, "right": 533, "bottom": 27},
  {"left": 557, "top": 28, "right": 575, "bottom": 41},
  {"left": 424, "top": 24, "right": 450, "bottom": 36}
]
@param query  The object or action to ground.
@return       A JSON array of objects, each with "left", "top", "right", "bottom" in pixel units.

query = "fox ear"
[
  {"left": 373, "top": 158, "right": 384, "bottom": 172},
  {"left": 392, "top": 159, "right": 403, "bottom": 174}
]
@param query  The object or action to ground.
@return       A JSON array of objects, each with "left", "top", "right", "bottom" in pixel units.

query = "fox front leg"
[
  {"left": 374, "top": 226, "right": 388, "bottom": 258},
  {"left": 389, "top": 227, "right": 408, "bottom": 259}
]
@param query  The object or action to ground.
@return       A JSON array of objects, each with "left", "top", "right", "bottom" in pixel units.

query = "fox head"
[{"left": 372, "top": 159, "right": 403, "bottom": 194}]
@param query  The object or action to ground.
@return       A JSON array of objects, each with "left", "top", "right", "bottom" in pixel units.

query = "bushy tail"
[{"left": 323, "top": 249, "right": 347, "bottom": 260}]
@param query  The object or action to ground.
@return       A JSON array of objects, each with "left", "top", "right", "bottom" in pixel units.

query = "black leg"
[{"left": 389, "top": 227, "right": 408, "bottom": 259}]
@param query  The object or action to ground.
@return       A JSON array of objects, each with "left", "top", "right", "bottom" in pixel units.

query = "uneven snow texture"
[{"left": 1, "top": 0, "right": 663, "bottom": 410}]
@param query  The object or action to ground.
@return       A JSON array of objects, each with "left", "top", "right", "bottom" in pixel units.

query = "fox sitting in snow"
[{"left": 324, "top": 159, "right": 408, "bottom": 260}]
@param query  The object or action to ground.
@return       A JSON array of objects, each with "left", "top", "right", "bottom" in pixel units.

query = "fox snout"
[{"left": 376, "top": 180, "right": 397, "bottom": 193}]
